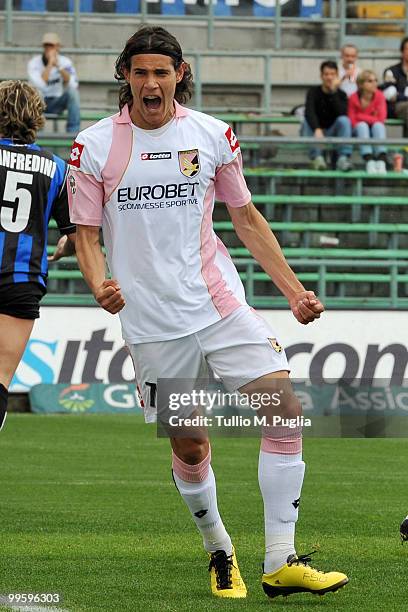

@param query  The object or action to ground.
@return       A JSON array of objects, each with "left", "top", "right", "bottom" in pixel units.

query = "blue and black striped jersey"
[{"left": 0, "top": 138, "right": 75, "bottom": 288}]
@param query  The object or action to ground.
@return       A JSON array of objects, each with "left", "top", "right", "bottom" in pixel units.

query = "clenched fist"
[
  {"left": 289, "top": 290, "right": 324, "bottom": 325},
  {"left": 95, "top": 279, "right": 125, "bottom": 314}
]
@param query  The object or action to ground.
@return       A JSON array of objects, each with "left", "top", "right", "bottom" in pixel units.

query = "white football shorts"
[{"left": 128, "top": 305, "right": 289, "bottom": 423}]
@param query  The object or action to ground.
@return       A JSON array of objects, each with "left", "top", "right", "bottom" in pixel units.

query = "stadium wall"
[
  {"left": 10, "top": 308, "right": 408, "bottom": 392},
  {"left": 0, "top": 14, "right": 336, "bottom": 50}
]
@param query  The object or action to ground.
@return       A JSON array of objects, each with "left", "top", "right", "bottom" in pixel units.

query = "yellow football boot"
[
  {"left": 262, "top": 551, "right": 348, "bottom": 598},
  {"left": 208, "top": 547, "right": 247, "bottom": 598}
]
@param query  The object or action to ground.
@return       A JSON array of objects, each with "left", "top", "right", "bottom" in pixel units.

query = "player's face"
[{"left": 124, "top": 54, "right": 184, "bottom": 129}]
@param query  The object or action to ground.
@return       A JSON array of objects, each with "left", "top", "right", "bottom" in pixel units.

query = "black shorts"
[{"left": 0, "top": 282, "right": 46, "bottom": 320}]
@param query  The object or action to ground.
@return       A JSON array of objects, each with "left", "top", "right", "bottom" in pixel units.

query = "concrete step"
[
  {"left": 0, "top": 14, "right": 339, "bottom": 50},
  {"left": 0, "top": 41, "right": 398, "bottom": 111}
]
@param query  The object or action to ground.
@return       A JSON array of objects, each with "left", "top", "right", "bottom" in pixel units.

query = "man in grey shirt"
[{"left": 27, "top": 32, "right": 80, "bottom": 134}]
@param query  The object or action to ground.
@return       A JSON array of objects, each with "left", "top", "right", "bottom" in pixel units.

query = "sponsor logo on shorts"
[
  {"left": 69, "top": 141, "right": 84, "bottom": 168},
  {"left": 178, "top": 149, "right": 200, "bottom": 177},
  {"left": 69, "top": 173, "right": 76, "bottom": 194},
  {"left": 268, "top": 337, "right": 283, "bottom": 353},
  {"left": 225, "top": 126, "right": 240, "bottom": 153},
  {"left": 141, "top": 151, "right": 172, "bottom": 161}
]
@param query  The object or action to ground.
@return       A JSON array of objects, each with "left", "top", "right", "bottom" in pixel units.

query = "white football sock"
[
  {"left": 173, "top": 466, "right": 232, "bottom": 555},
  {"left": 258, "top": 450, "right": 305, "bottom": 573}
]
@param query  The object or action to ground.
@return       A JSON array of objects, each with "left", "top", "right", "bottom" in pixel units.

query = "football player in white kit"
[{"left": 68, "top": 26, "right": 348, "bottom": 600}]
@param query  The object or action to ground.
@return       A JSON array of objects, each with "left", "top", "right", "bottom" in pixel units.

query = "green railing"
[
  {"left": 44, "top": 257, "right": 408, "bottom": 310},
  {"left": 46, "top": 215, "right": 408, "bottom": 309},
  {"left": 41, "top": 113, "right": 408, "bottom": 132},
  {"left": 233, "top": 258, "right": 408, "bottom": 309},
  {"left": 39, "top": 129, "right": 408, "bottom": 310}
]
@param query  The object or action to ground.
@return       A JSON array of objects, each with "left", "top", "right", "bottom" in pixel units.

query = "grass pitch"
[{"left": 0, "top": 414, "right": 407, "bottom": 612}]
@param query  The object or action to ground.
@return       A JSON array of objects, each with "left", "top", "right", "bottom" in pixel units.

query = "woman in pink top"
[{"left": 348, "top": 69, "right": 388, "bottom": 174}]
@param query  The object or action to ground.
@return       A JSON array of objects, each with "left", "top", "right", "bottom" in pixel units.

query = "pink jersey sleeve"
[
  {"left": 214, "top": 153, "right": 251, "bottom": 208},
  {"left": 68, "top": 169, "right": 104, "bottom": 226}
]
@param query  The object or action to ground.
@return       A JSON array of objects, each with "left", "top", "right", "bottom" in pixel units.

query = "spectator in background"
[
  {"left": 339, "top": 44, "right": 361, "bottom": 97},
  {"left": 381, "top": 36, "right": 408, "bottom": 136},
  {"left": 27, "top": 32, "right": 80, "bottom": 134},
  {"left": 348, "top": 70, "right": 387, "bottom": 174},
  {"left": 301, "top": 60, "right": 352, "bottom": 171}
]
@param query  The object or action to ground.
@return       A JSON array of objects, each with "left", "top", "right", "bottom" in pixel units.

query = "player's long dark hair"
[
  {"left": 0, "top": 80, "right": 45, "bottom": 144},
  {"left": 115, "top": 25, "right": 194, "bottom": 111}
]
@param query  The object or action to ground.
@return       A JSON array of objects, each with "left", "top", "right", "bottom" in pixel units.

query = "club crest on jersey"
[
  {"left": 69, "top": 141, "right": 84, "bottom": 168},
  {"left": 178, "top": 149, "right": 200, "bottom": 178},
  {"left": 69, "top": 173, "right": 76, "bottom": 194},
  {"left": 268, "top": 337, "right": 283, "bottom": 353}
]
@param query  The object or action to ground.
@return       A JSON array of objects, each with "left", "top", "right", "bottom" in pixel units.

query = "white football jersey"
[{"left": 68, "top": 103, "right": 252, "bottom": 344}]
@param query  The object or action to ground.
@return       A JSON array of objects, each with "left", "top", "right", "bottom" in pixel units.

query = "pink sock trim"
[
  {"left": 262, "top": 425, "right": 302, "bottom": 439},
  {"left": 172, "top": 450, "right": 211, "bottom": 483},
  {"left": 261, "top": 436, "right": 302, "bottom": 455}
]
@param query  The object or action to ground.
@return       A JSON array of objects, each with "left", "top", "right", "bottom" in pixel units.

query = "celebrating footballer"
[{"left": 68, "top": 26, "right": 348, "bottom": 600}]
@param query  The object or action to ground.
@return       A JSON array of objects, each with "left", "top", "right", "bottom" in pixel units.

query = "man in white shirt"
[
  {"left": 68, "top": 25, "right": 348, "bottom": 602},
  {"left": 339, "top": 43, "right": 361, "bottom": 97},
  {"left": 27, "top": 32, "right": 80, "bottom": 134}
]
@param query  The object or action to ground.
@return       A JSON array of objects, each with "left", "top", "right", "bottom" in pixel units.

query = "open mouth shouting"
[{"left": 143, "top": 95, "right": 162, "bottom": 111}]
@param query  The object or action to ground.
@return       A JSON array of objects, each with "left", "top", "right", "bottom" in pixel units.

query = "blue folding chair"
[
  {"left": 21, "top": 0, "right": 46, "bottom": 10},
  {"left": 214, "top": 0, "right": 232, "bottom": 16},
  {"left": 253, "top": 0, "right": 274, "bottom": 18},
  {"left": 300, "top": 0, "right": 322, "bottom": 17},
  {"left": 116, "top": 0, "right": 140, "bottom": 13},
  {"left": 68, "top": 0, "right": 93, "bottom": 11},
  {"left": 161, "top": 0, "right": 185, "bottom": 16}
]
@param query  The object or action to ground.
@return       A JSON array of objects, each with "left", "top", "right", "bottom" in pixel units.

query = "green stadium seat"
[{"left": 42, "top": 112, "right": 406, "bottom": 131}]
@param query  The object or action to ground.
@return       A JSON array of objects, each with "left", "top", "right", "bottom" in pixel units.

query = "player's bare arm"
[
  {"left": 227, "top": 201, "right": 324, "bottom": 325},
  {"left": 75, "top": 225, "right": 125, "bottom": 314},
  {"left": 48, "top": 232, "right": 76, "bottom": 262}
]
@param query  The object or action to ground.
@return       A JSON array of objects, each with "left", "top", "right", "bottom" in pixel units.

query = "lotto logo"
[
  {"left": 141, "top": 152, "right": 172, "bottom": 161},
  {"left": 225, "top": 126, "right": 240, "bottom": 153},
  {"left": 69, "top": 142, "right": 84, "bottom": 167}
]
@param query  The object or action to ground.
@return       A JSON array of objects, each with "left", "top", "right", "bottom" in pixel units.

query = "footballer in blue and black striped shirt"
[{"left": 0, "top": 80, "right": 76, "bottom": 431}]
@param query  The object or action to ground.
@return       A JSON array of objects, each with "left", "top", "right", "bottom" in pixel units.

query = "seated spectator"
[
  {"left": 301, "top": 61, "right": 352, "bottom": 171},
  {"left": 27, "top": 32, "right": 80, "bottom": 134},
  {"left": 381, "top": 36, "right": 408, "bottom": 137},
  {"left": 339, "top": 43, "right": 361, "bottom": 97},
  {"left": 348, "top": 70, "right": 387, "bottom": 174}
]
